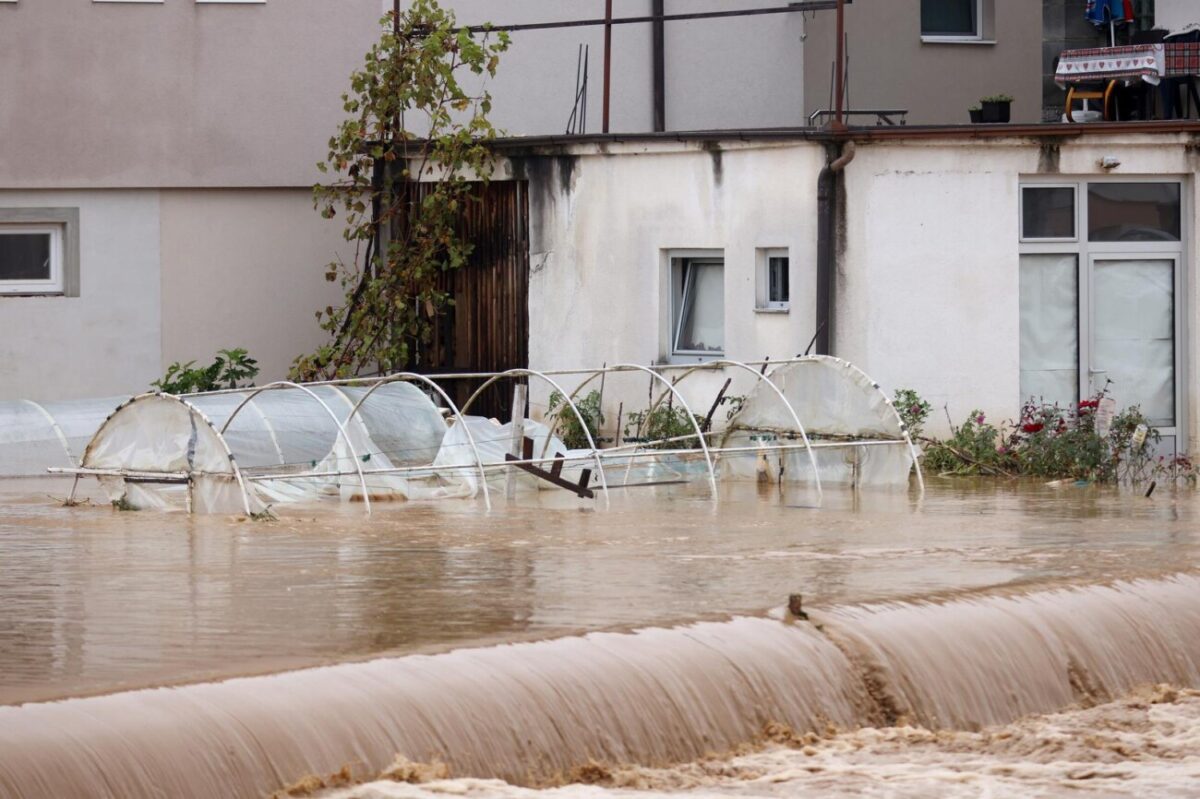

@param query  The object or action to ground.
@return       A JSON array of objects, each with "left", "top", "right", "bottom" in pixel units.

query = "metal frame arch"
[
  {"left": 669, "top": 360, "right": 824, "bottom": 499},
  {"left": 342, "top": 372, "right": 493, "bottom": 511},
  {"left": 239, "top": 394, "right": 286, "bottom": 467},
  {"left": 459, "top": 368, "right": 610, "bottom": 508},
  {"left": 80, "top": 392, "right": 256, "bottom": 516},
  {"left": 769, "top": 355, "right": 924, "bottom": 492},
  {"left": 610, "top": 363, "right": 718, "bottom": 499},
  {"left": 217, "top": 381, "right": 373, "bottom": 515},
  {"left": 22, "top": 399, "right": 74, "bottom": 467}
]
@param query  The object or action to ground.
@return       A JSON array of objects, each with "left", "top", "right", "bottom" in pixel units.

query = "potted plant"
[
  {"left": 980, "top": 94, "right": 1013, "bottom": 123},
  {"left": 968, "top": 104, "right": 982, "bottom": 123}
]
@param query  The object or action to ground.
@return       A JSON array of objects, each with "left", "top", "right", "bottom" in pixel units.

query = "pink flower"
[{"left": 975, "top": 413, "right": 985, "bottom": 424}]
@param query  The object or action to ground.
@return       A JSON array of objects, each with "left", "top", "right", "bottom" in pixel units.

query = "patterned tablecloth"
[{"left": 1056, "top": 42, "right": 1200, "bottom": 86}]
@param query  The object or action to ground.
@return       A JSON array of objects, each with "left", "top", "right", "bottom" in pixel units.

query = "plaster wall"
[
  {"left": 433, "top": 0, "right": 807, "bottom": 135},
  {"left": 0, "top": 0, "right": 379, "bottom": 188},
  {"left": 802, "top": 0, "right": 1043, "bottom": 125},
  {"left": 0, "top": 191, "right": 161, "bottom": 401},
  {"left": 159, "top": 190, "right": 350, "bottom": 384},
  {"left": 1157, "top": 1, "right": 1200, "bottom": 31},
  {"left": 838, "top": 134, "right": 1198, "bottom": 441},
  {"left": 522, "top": 133, "right": 1199, "bottom": 446}
]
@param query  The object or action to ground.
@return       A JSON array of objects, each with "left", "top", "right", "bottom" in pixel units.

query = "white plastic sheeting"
[
  {"left": 16, "top": 356, "right": 921, "bottom": 514},
  {"left": 0, "top": 396, "right": 130, "bottom": 476},
  {"left": 721, "top": 357, "right": 920, "bottom": 489}
]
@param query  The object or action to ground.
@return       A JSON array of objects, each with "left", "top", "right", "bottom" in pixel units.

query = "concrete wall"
[
  {"left": 444, "top": 0, "right": 808, "bottom": 135},
  {"left": 0, "top": 0, "right": 379, "bottom": 189},
  {"left": 1157, "top": 0, "right": 1200, "bottom": 31},
  {"left": 803, "top": 0, "right": 1044, "bottom": 125},
  {"left": 0, "top": 191, "right": 161, "bottom": 401},
  {"left": 159, "top": 190, "right": 348, "bottom": 383},
  {"left": 518, "top": 132, "right": 1199, "bottom": 445}
]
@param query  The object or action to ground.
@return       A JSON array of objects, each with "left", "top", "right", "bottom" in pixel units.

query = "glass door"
[{"left": 1087, "top": 255, "right": 1180, "bottom": 452}]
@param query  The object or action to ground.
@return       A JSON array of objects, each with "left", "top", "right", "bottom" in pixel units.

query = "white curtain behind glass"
[
  {"left": 677, "top": 261, "right": 724, "bottom": 353},
  {"left": 1092, "top": 259, "right": 1174, "bottom": 426},
  {"left": 1020, "top": 254, "right": 1078, "bottom": 409}
]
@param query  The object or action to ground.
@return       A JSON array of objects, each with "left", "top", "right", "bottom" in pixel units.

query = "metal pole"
[
  {"left": 652, "top": 0, "right": 665, "bottom": 131},
  {"left": 506, "top": 383, "right": 527, "bottom": 500},
  {"left": 833, "top": 0, "right": 846, "bottom": 130},
  {"left": 603, "top": 0, "right": 613, "bottom": 133}
]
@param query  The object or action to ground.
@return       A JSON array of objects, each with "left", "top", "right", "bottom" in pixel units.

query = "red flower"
[
  {"left": 1022, "top": 422, "right": 1044, "bottom": 433},
  {"left": 1079, "top": 399, "right": 1100, "bottom": 409}
]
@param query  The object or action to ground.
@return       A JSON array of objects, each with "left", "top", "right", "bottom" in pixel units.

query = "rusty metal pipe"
[{"left": 815, "top": 140, "right": 855, "bottom": 356}]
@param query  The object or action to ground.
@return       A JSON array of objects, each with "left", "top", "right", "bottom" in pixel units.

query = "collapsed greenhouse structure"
[{"left": 0, "top": 357, "right": 922, "bottom": 514}]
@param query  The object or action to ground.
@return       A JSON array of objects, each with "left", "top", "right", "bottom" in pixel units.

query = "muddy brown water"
[{"left": 1, "top": 477, "right": 1199, "bottom": 797}]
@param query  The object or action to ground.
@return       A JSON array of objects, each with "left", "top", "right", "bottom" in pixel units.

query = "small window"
[
  {"left": 672, "top": 257, "right": 724, "bottom": 356},
  {"left": 0, "top": 225, "right": 63, "bottom": 295},
  {"left": 1087, "top": 182, "right": 1181, "bottom": 242},
  {"left": 921, "top": 0, "right": 981, "bottom": 38},
  {"left": 1021, "top": 186, "right": 1076, "bottom": 240},
  {"left": 756, "top": 247, "right": 790, "bottom": 311}
]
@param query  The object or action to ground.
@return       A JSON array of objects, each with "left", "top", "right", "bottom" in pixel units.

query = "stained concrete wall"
[
  {"left": 0, "top": 191, "right": 161, "bottom": 401},
  {"left": 802, "top": 0, "right": 1044, "bottom": 125},
  {"left": 518, "top": 132, "right": 1199, "bottom": 445},
  {"left": 1157, "top": 0, "right": 1200, "bottom": 31}
]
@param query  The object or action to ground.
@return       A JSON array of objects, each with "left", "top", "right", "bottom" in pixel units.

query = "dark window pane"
[
  {"left": 768, "top": 256, "right": 789, "bottom": 303},
  {"left": 0, "top": 233, "right": 52, "bottom": 281},
  {"left": 921, "top": 0, "right": 977, "bottom": 36},
  {"left": 1088, "top": 182, "right": 1181, "bottom": 242},
  {"left": 1022, "top": 187, "right": 1075, "bottom": 239}
]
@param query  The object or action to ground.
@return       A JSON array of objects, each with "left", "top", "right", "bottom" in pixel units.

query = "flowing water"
[{"left": 2, "top": 477, "right": 1200, "bottom": 797}]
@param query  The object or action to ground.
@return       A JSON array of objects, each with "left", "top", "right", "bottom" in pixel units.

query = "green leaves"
[
  {"left": 152, "top": 348, "right": 260, "bottom": 394},
  {"left": 292, "top": 0, "right": 508, "bottom": 382}
]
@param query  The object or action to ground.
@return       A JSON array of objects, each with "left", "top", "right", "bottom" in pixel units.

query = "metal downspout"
[{"left": 815, "top": 139, "right": 854, "bottom": 356}]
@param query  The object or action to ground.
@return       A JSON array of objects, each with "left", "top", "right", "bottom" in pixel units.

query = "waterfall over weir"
[{"left": 3, "top": 574, "right": 1200, "bottom": 798}]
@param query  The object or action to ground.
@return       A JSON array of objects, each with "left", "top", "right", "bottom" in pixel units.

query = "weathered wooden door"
[{"left": 417, "top": 180, "right": 529, "bottom": 419}]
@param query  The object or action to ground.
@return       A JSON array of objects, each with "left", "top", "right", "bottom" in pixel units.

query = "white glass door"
[{"left": 1087, "top": 255, "right": 1180, "bottom": 449}]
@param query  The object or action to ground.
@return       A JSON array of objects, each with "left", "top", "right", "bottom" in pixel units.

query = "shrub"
[
  {"left": 152, "top": 348, "right": 259, "bottom": 394},
  {"left": 624, "top": 404, "right": 705, "bottom": 450},
  {"left": 546, "top": 390, "right": 602, "bottom": 450},
  {"left": 894, "top": 388, "right": 932, "bottom": 439}
]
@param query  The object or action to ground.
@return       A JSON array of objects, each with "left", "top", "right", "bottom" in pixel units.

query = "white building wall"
[
  {"left": 522, "top": 133, "right": 1199, "bottom": 446},
  {"left": 1157, "top": 1, "right": 1200, "bottom": 31},
  {"left": 0, "top": 191, "right": 161, "bottom": 401}
]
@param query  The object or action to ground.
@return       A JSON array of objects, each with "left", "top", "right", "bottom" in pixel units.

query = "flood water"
[
  {"left": 2, "top": 477, "right": 1200, "bottom": 798},
  {"left": 3, "top": 476, "right": 1198, "bottom": 706}
]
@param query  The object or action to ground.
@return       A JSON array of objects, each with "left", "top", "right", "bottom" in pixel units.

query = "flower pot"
[
  {"left": 969, "top": 108, "right": 983, "bottom": 123},
  {"left": 981, "top": 100, "right": 1011, "bottom": 123}
]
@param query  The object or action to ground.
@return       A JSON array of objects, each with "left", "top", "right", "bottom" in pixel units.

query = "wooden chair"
[{"left": 1065, "top": 80, "right": 1117, "bottom": 122}]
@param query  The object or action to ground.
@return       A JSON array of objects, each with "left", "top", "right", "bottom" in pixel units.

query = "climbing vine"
[{"left": 292, "top": 0, "right": 509, "bottom": 380}]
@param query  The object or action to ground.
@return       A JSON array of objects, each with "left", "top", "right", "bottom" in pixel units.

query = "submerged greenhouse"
[{"left": 2, "top": 357, "right": 922, "bottom": 513}]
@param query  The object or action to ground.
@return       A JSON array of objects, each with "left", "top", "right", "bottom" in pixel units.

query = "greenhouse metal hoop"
[
  {"left": 341, "top": 372, "right": 494, "bottom": 511},
  {"left": 459, "top": 368, "right": 611, "bottom": 508},
  {"left": 217, "top": 381, "right": 374, "bottom": 514},
  {"left": 78, "top": 392, "right": 256, "bottom": 516}
]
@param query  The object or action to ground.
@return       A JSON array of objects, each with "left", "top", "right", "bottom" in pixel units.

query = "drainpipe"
[
  {"left": 815, "top": 139, "right": 855, "bottom": 356},
  {"left": 652, "top": 0, "right": 665, "bottom": 132}
]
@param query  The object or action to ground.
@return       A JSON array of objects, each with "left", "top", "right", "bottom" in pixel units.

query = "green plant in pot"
[
  {"left": 980, "top": 94, "right": 1013, "bottom": 123},
  {"left": 968, "top": 104, "right": 982, "bottom": 123}
]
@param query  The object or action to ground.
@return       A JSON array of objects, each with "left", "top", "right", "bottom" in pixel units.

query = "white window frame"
[
  {"left": 1018, "top": 176, "right": 1187, "bottom": 444},
  {"left": 667, "top": 249, "right": 725, "bottom": 361},
  {"left": 1019, "top": 183, "right": 1079, "bottom": 243},
  {"left": 0, "top": 224, "right": 64, "bottom": 295},
  {"left": 756, "top": 247, "right": 790, "bottom": 312},
  {"left": 920, "top": 0, "right": 988, "bottom": 43}
]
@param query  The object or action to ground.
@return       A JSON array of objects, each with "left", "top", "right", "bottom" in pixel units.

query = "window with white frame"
[
  {"left": 669, "top": 252, "right": 724, "bottom": 357},
  {"left": 1019, "top": 180, "right": 1183, "bottom": 436},
  {"left": 921, "top": 0, "right": 983, "bottom": 39},
  {"left": 0, "top": 224, "right": 64, "bottom": 295},
  {"left": 756, "top": 248, "right": 790, "bottom": 311}
]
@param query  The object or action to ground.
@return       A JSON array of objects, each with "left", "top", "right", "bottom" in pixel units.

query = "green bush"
[
  {"left": 152, "top": 348, "right": 259, "bottom": 394},
  {"left": 546, "top": 390, "right": 602, "bottom": 450},
  {"left": 624, "top": 404, "right": 704, "bottom": 450},
  {"left": 894, "top": 388, "right": 932, "bottom": 439}
]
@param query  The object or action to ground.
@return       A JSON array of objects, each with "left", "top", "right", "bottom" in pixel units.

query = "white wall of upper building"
[
  {"left": 515, "top": 132, "right": 1199, "bottom": 445},
  {"left": 1157, "top": 0, "right": 1200, "bottom": 31},
  {"left": 439, "top": 0, "right": 810, "bottom": 135}
]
